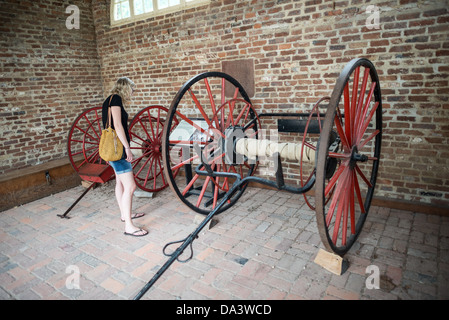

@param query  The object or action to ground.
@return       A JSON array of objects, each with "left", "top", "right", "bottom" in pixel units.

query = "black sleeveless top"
[{"left": 102, "top": 94, "right": 130, "bottom": 144}]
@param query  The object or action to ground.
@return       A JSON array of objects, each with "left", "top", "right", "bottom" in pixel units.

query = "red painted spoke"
[
  {"left": 95, "top": 111, "right": 102, "bottom": 137},
  {"left": 208, "top": 151, "right": 226, "bottom": 166},
  {"left": 341, "top": 180, "right": 351, "bottom": 246},
  {"left": 356, "top": 82, "right": 377, "bottom": 143},
  {"left": 181, "top": 165, "right": 203, "bottom": 196},
  {"left": 326, "top": 168, "right": 350, "bottom": 226},
  {"left": 87, "top": 118, "right": 102, "bottom": 141},
  {"left": 341, "top": 204, "right": 348, "bottom": 246},
  {"left": 171, "top": 154, "right": 199, "bottom": 171},
  {"left": 332, "top": 184, "right": 347, "bottom": 244},
  {"left": 222, "top": 163, "right": 231, "bottom": 192},
  {"left": 156, "top": 108, "right": 161, "bottom": 138},
  {"left": 359, "top": 129, "right": 380, "bottom": 150},
  {"left": 70, "top": 138, "right": 85, "bottom": 144},
  {"left": 204, "top": 78, "right": 219, "bottom": 128},
  {"left": 83, "top": 140, "right": 99, "bottom": 146},
  {"left": 145, "top": 109, "right": 157, "bottom": 140},
  {"left": 139, "top": 118, "right": 154, "bottom": 142},
  {"left": 243, "top": 105, "right": 251, "bottom": 122},
  {"left": 325, "top": 163, "right": 347, "bottom": 196},
  {"left": 212, "top": 164, "right": 221, "bottom": 208},
  {"left": 188, "top": 89, "right": 213, "bottom": 128},
  {"left": 82, "top": 115, "right": 96, "bottom": 136},
  {"left": 221, "top": 79, "right": 225, "bottom": 105},
  {"left": 245, "top": 128, "right": 259, "bottom": 139},
  {"left": 349, "top": 171, "right": 356, "bottom": 235},
  {"left": 220, "top": 79, "right": 225, "bottom": 131},
  {"left": 357, "top": 101, "right": 380, "bottom": 147},
  {"left": 350, "top": 66, "right": 360, "bottom": 135},
  {"left": 234, "top": 102, "right": 250, "bottom": 125},
  {"left": 169, "top": 140, "right": 207, "bottom": 145},
  {"left": 143, "top": 157, "right": 155, "bottom": 188},
  {"left": 78, "top": 127, "right": 98, "bottom": 144},
  {"left": 196, "top": 175, "right": 212, "bottom": 207},
  {"left": 78, "top": 158, "right": 89, "bottom": 168},
  {"left": 328, "top": 152, "right": 350, "bottom": 159},
  {"left": 355, "top": 164, "right": 373, "bottom": 188},
  {"left": 304, "top": 141, "right": 316, "bottom": 150},
  {"left": 86, "top": 148, "right": 99, "bottom": 163},
  {"left": 353, "top": 68, "right": 370, "bottom": 143},
  {"left": 130, "top": 129, "right": 150, "bottom": 145},
  {"left": 156, "top": 156, "right": 166, "bottom": 185},
  {"left": 343, "top": 83, "right": 352, "bottom": 146},
  {"left": 152, "top": 155, "right": 158, "bottom": 190},
  {"left": 135, "top": 155, "right": 153, "bottom": 179},
  {"left": 175, "top": 110, "right": 225, "bottom": 139},
  {"left": 353, "top": 168, "right": 366, "bottom": 214},
  {"left": 326, "top": 169, "right": 350, "bottom": 228},
  {"left": 334, "top": 110, "right": 351, "bottom": 152},
  {"left": 221, "top": 101, "right": 235, "bottom": 129}
]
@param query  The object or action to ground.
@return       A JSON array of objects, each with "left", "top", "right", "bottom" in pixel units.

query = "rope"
[{"left": 235, "top": 138, "right": 315, "bottom": 163}]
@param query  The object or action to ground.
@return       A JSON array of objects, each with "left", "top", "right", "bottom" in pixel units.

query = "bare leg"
[{"left": 115, "top": 172, "right": 147, "bottom": 236}]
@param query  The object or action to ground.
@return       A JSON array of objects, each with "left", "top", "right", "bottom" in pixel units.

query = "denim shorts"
[{"left": 109, "top": 150, "right": 133, "bottom": 175}]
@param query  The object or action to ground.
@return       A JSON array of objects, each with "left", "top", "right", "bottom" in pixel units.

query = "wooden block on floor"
[
  {"left": 314, "top": 248, "right": 349, "bottom": 275},
  {"left": 193, "top": 214, "right": 218, "bottom": 230},
  {"left": 81, "top": 180, "right": 96, "bottom": 189},
  {"left": 134, "top": 190, "right": 154, "bottom": 198}
]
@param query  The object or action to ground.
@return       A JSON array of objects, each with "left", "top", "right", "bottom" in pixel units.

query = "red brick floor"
[{"left": 0, "top": 182, "right": 448, "bottom": 300}]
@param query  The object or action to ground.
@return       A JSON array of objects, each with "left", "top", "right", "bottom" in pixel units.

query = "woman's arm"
[{"left": 111, "top": 106, "right": 133, "bottom": 162}]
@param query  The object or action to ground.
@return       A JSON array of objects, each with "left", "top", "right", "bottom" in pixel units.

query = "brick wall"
[
  {"left": 0, "top": 0, "right": 103, "bottom": 173},
  {"left": 1, "top": 0, "right": 448, "bottom": 210}
]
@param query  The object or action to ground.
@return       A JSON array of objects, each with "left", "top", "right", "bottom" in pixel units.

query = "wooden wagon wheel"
[
  {"left": 299, "top": 96, "right": 336, "bottom": 211},
  {"left": 67, "top": 106, "right": 108, "bottom": 173},
  {"left": 315, "top": 58, "right": 382, "bottom": 256},
  {"left": 162, "top": 72, "right": 260, "bottom": 215},
  {"left": 129, "top": 105, "right": 179, "bottom": 192}
]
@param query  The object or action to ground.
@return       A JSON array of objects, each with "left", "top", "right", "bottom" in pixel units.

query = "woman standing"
[{"left": 102, "top": 77, "right": 148, "bottom": 237}]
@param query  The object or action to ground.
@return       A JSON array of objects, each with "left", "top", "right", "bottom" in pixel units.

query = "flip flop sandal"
[
  {"left": 124, "top": 229, "right": 148, "bottom": 237},
  {"left": 121, "top": 212, "right": 145, "bottom": 222}
]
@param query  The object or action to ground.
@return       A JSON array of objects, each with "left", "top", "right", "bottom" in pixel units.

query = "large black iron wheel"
[
  {"left": 162, "top": 72, "right": 260, "bottom": 215},
  {"left": 315, "top": 58, "right": 382, "bottom": 256}
]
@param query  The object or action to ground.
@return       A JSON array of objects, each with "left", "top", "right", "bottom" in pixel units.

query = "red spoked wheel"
[
  {"left": 162, "top": 72, "right": 259, "bottom": 215},
  {"left": 129, "top": 106, "right": 178, "bottom": 192},
  {"left": 300, "top": 97, "right": 335, "bottom": 210},
  {"left": 315, "top": 58, "right": 382, "bottom": 256},
  {"left": 67, "top": 106, "right": 109, "bottom": 173}
]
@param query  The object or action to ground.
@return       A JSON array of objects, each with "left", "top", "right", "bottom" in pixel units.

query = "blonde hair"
[{"left": 111, "top": 77, "right": 135, "bottom": 106}]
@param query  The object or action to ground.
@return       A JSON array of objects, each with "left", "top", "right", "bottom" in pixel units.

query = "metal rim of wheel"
[
  {"left": 300, "top": 96, "right": 334, "bottom": 211},
  {"left": 315, "top": 58, "right": 382, "bottom": 256},
  {"left": 162, "top": 72, "right": 259, "bottom": 215},
  {"left": 67, "top": 106, "right": 107, "bottom": 173},
  {"left": 129, "top": 105, "right": 178, "bottom": 192}
]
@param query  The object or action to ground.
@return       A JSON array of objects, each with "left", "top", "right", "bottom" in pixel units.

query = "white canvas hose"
[{"left": 235, "top": 138, "right": 315, "bottom": 163}]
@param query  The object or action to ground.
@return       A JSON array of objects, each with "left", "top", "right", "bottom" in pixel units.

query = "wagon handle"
[{"left": 163, "top": 236, "right": 197, "bottom": 263}]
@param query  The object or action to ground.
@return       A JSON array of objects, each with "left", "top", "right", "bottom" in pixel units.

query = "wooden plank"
[{"left": 314, "top": 248, "right": 349, "bottom": 275}]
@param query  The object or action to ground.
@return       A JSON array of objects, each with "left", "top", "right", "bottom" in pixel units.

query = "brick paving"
[{"left": 0, "top": 182, "right": 448, "bottom": 300}]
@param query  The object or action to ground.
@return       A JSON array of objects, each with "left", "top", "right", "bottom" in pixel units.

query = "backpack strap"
[{"left": 106, "top": 94, "right": 115, "bottom": 128}]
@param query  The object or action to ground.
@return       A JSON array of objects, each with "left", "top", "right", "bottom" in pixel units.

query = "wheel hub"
[
  {"left": 224, "top": 126, "right": 245, "bottom": 165},
  {"left": 349, "top": 146, "right": 368, "bottom": 168}
]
